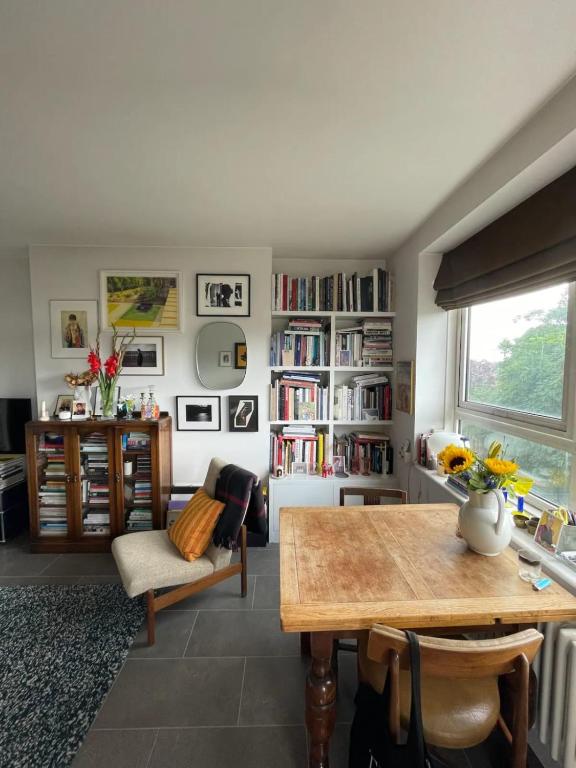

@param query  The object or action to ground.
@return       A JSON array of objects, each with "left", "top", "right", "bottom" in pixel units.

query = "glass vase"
[{"left": 100, "top": 386, "right": 116, "bottom": 419}]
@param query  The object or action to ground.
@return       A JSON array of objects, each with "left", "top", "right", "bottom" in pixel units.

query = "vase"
[
  {"left": 100, "top": 387, "right": 116, "bottom": 419},
  {"left": 458, "top": 489, "right": 512, "bottom": 556}
]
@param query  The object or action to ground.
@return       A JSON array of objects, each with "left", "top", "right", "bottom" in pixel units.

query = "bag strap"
[{"left": 405, "top": 630, "right": 429, "bottom": 765}]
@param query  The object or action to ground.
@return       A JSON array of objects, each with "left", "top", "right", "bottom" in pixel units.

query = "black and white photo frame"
[
  {"left": 228, "top": 395, "right": 258, "bottom": 433},
  {"left": 177, "top": 396, "right": 221, "bottom": 431},
  {"left": 119, "top": 335, "right": 165, "bottom": 376},
  {"left": 196, "top": 274, "right": 250, "bottom": 317}
]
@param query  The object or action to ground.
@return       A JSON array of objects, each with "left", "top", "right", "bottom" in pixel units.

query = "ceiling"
[{"left": 1, "top": 1, "right": 576, "bottom": 259}]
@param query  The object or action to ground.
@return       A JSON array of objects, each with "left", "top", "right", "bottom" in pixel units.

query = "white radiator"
[{"left": 535, "top": 622, "right": 576, "bottom": 767}]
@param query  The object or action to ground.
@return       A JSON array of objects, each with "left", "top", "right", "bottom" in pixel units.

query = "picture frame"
[
  {"left": 72, "top": 400, "right": 89, "bottom": 420},
  {"left": 396, "top": 360, "right": 415, "bottom": 415},
  {"left": 333, "top": 455, "right": 348, "bottom": 476},
  {"left": 228, "top": 395, "right": 258, "bottom": 433},
  {"left": 177, "top": 396, "right": 221, "bottom": 431},
  {"left": 196, "top": 273, "right": 250, "bottom": 317},
  {"left": 92, "top": 386, "right": 122, "bottom": 417},
  {"left": 54, "top": 394, "right": 74, "bottom": 417},
  {"left": 534, "top": 510, "right": 565, "bottom": 553},
  {"left": 337, "top": 350, "right": 352, "bottom": 367},
  {"left": 119, "top": 335, "right": 165, "bottom": 376},
  {"left": 219, "top": 351, "right": 232, "bottom": 367},
  {"left": 361, "top": 408, "right": 379, "bottom": 422},
  {"left": 100, "top": 270, "right": 183, "bottom": 331},
  {"left": 50, "top": 300, "right": 98, "bottom": 359},
  {"left": 234, "top": 342, "right": 247, "bottom": 369}
]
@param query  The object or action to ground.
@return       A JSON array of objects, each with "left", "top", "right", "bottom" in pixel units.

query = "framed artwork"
[
  {"left": 72, "top": 400, "right": 89, "bottom": 420},
  {"left": 333, "top": 456, "right": 348, "bottom": 476},
  {"left": 100, "top": 271, "right": 182, "bottom": 331},
  {"left": 228, "top": 395, "right": 258, "bottom": 432},
  {"left": 396, "top": 360, "right": 414, "bottom": 415},
  {"left": 177, "top": 396, "right": 221, "bottom": 431},
  {"left": 234, "top": 342, "right": 247, "bottom": 369},
  {"left": 50, "top": 300, "right": 98, "bottom": 358},
  {"left": 54, "top": 394, "right": 74, "bottom": 417},
  {"left": 534, "top": 511, "right": 564, "bottom": 553},
  {"left": 119, "top": 336, "right": 165, "bottom": 376},
  {"left": 92, "top": 386, "right": 122, "bottom": 416},
  {"left": 196, "top": 274, "right": 250, "bottom": 317},
  {"left": 219, "top": 351, "right": 232, "bottom": 367}
]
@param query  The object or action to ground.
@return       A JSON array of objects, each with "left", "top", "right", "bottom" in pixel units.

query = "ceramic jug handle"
[{"left": 493, "top": 489, "right": 506, "bottom": 535}]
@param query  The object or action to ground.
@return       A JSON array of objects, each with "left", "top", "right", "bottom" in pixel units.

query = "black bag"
[{"left": 349, "top": 631, "right": 444, "bottom": 768}]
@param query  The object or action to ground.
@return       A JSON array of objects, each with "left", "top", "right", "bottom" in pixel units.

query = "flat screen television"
[{"left": 0, "top": 398, "right": 32, "bottom": 454}]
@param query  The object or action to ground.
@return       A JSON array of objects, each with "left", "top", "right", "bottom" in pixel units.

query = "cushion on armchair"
[{"left": 168, "top": 489, "right": 225, "bottom": 561}]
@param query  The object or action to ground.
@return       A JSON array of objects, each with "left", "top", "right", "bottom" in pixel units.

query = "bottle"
[
  {"left": 139, "top": 392, "right": 147, "bottom": 419},
  {"left": 145, "top": 389, "right": 154, "bottom": 420},
  {"left": 148, "top": 386, "right": 160, "bottom": 419}
]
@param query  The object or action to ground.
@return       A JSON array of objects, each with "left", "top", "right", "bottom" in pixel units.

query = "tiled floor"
[{"left": 0, "top": 535, "right": 552, "bottom": 768}]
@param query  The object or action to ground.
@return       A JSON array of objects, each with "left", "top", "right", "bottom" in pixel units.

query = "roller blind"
[{"left": 434, "top": 165, "right": 576, "bottom": 310}]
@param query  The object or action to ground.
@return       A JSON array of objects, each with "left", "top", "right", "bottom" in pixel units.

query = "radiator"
[{"left": 535, "top": 622, "right": 576, "bottom": 767}]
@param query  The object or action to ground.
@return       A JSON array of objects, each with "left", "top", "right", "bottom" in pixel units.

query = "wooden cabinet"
[{"left": 26, "top": 416, "right": 172, "bottom": 553}]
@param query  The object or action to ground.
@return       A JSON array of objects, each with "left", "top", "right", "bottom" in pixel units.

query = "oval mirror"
[{"left": 196, "top": 322, "right": 247, "bottom": 389}]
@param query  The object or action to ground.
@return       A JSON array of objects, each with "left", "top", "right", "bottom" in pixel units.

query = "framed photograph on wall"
[
  {"left": 196, "top": 274, "right": 250, "bottom": 317},
  {"left": 50, "top": 300, "right": 98, "bottom": 358},
  {"left": 177, "top": 396, "right": 221, "bottom": 431},
  {"left": 100, "top": 270, "right": 183, "bottom": 331},
  {"left": 228, "top": 395, "right": 258, "bottom": 433},
  {"left": 234, "top": 342, "right": 247, "bottom": 369},
  {"left": 396, "top": 360, "right": 415, "bottom": 415},
  {"left": 119, "top": 336, "right": 164, "bottom": 376}
]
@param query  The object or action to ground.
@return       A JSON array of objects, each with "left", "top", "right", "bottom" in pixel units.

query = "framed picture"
[
  {"left": 396, "top": 360, "right": 414, "bottom": 415},
  {"left": 535, "top": 511, "right": 565, "bottom": 553},
  {"left": 337, "top": 350, "right": 352, "bottom": 367},
  {"left": 219, "top": 351, "right": 232, "bottom": 367},
  {"left": 92, "top": 386, "right": 122, "bottom": 416},
  {"left": 119, "top": 336, "right": 164, "bottom": 376},
  {"left": 196, "top": 273, "right": 250, "bottom": 317},
  {"left": 50, "top": 300, "right": 98, "bottom": 358},
  {"left": 362, "top": 408, "right": 379, "bottom": 422},
  {"left": 54, "top": 394, "right": 74, "bottom": 417},
  {"left": 177, "top": 396, "right": 221, "bottom": 431},
  {"left": 228, "top": 395, "right": 258, "bottom": 432},
  {"left": 100, "top": 271, "right": 182, "bottom": 331},
  {"left": 333, "top": 455, "right": 348, "bottom": 476},
  {"left": 72, "top": 400, "right": 89, "bottom": 420},
  {"left": 234, "top": 342, "right": 247, "bottom": 369}
]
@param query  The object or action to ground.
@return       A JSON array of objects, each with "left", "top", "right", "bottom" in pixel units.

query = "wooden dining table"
[{"left": 279, "top": 503, "right": 576, "bottom": 768}]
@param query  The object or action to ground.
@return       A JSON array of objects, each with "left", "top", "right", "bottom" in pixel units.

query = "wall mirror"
[{"left": 196, "top": 322, "right": 247, "bottom": 390}]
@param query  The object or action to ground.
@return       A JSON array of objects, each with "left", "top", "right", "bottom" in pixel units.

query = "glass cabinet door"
[
  {"left": 118, "top": 427, "right": 154, "bottom": 533},
  {"left": 33, "top": 430, "right": 70, "bottom": 538},
  {"left": 77, "top": 428, "right": 115, "bottom": 538}
]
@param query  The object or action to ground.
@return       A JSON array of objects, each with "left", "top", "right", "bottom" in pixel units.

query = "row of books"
[
  {"left": 270, "top": 319, "right": 329, "bottom": 367},
  {"left": 125, "top": 508, "right": 153, "bottom": 531},
  {"left": 334, "top": 432, "right": 392, "bottom": 476},
  {"left": 83, "top": 511, "right": 110, "bottom": 536},
  {"left": 82, "top": 479, "right": 109, "bottom": 505},
  {"left": 122, "top": 432, "right": 151, "bottom": 451},
  {"left": 335, "top": 320, "right": 393, "bottom": 367},
  {"left": 333, "top": 374, "right": 392, "bottom": 422},
  {"left": 39, "top": 507, "right": 67, "bottom": 536},
  {"left": 270, "top": 372, "right": 329, "bottom": 421},
  {"left": 80, "top": 433, "right": 108, "bottom": 453},
  {"left": 270, "top": 426, "right": 327, "bottom": 474},
  {"left": 136, "top": 455, "right": 151, "bottom": 473},
  {"left": 39, "top": 480, "right": 66, "bottom": 506},
  {"left": 272, "top": 268, "right": 393, "bottom": 312}
]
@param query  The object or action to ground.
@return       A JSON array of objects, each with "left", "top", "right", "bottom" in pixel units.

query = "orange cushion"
[{"left": 168, "top": 489, "right": 225, "bottom": 561}]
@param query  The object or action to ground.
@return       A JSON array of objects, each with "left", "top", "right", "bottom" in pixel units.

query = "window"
[{"left": 456, "top": 282, "right": 575, "bottom": 507}]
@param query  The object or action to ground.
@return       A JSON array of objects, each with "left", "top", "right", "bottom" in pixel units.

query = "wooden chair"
[
  {"left": 112, "top": 457, "right": 248, "bottom": 646},
  {"left": 359, "top": 624, "right": 543, "bottom": 768},
  {"left": 339, "top": 486, "right": 408, "bottom": 505}
]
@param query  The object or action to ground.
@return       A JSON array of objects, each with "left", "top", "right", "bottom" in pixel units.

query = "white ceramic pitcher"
[{"left": 458, "top": 489, "right": 512, "bottom": 556}]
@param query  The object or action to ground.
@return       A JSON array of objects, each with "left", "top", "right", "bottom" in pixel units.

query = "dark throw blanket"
[{"left": 213, "top": 464, "right": 267, "bottom": 548}]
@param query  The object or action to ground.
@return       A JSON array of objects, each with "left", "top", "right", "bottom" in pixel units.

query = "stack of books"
[
  {"left": 0, "top": 454, "right": 25, "bottom": 490},
  {"left": 335, "top": 326, "right": 363, "bottom": 366},
  {"left": 133, "top": 480, "right": 152, "bottom": 504},
  {"left": 361, "top": 319, "right": 393, "bottom": 366},
  {"left": 39, "top": 433, "right": 65, "bottom": 477},
  {"left": 333, "top": 373, "right": 392, "bottom": 421},
  {"left": 270, "top": 319, "right": 328, "bottom": 367},
  {"left": 125, "top": 508, "right": 153, "bottom": 531},
  {"left": 136, "top": 455, "right": 151, "bottom": 474},
  {"left": 270, "top": 372, "right": 329, "bottom": 421},
  {"left": 82, "top": 511, "right": 110, "bottom": 535},
  {"left": 84, "top": 480, "right": 110, "bottom": 505},
  {"left": 270, "top": 425, "right": 327, "bottom": 475},
  {"left": 38, "top": 477, "right": 68, "bottom": 535},
  {"left": 334, "top": 432, "right": 392, "bottom": 475},
  {"left": 272, "top": 268, "right": 393, "bottom": 312},
  {"left": 122, "top": 432, "right": 151, "bottom": 451}
]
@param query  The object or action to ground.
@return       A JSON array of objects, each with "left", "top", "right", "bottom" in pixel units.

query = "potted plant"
[{"left": 88, "top": 327, "right": 134, "bottom": 419}]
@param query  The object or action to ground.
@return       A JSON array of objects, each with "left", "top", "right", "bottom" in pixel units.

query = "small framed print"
[
  {"left": 72, "top": 400, "right": 89, "bottom": 420},
  {"left": 120, "top": 336, "right": 165, "bottom": 376},
  {"left": 228, "top": 396, "right": 258, "bottom": 433},
  {"left": 362, "top": 408, "right": 379, "bottom": 422},
  {"left": 234, "top": 342, "right": 247, "bottom": 369},
  {"left": 50, "top": 300, "right": 98, "bottom": 358},
  {"left": 396, "top": 360, "right": 415, "bottom": 415},
  {"left": 333, "top": 455, "right": 348, "bottom": 477},
  {"left": 337, "top": 350, "right": 352, "bottom": 367},
  {"left": 535, "top": 511, "right": 565, "bottom": 553},
  {"left": 177, "top": 396, "right": 221, "bottom": 431},
  {"left": 92, "top": 386, "right": 122, "bottom": 417},
  {"left": 54, "top": 394, "right": 74, "bottom": 417},
  {"left": 219, "top": 351, "right": 232, "bottom": 367},
  {"left": 196, "top": 274, "right": 250, "bottom": 317}
]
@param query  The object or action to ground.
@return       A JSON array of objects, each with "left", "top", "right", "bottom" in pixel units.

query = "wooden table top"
[{"left": 280, "top": 503, "right": 576, "bottom": 633}]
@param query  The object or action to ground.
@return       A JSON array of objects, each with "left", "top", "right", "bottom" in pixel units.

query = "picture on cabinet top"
[
  {"left": 196, "top": 274, "right": 250, "bottom": 317},
  {"left": 100, "top": 271, "right": 182, "bottom": 331}
]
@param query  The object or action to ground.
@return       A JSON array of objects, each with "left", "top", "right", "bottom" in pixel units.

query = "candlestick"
[{"left": 39, "top": 400, "right": 50, "bottom": 421}]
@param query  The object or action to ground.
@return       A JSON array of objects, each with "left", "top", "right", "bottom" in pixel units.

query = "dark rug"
[{"left": 0, "top": 584, "right": 145, "bottom": 768}]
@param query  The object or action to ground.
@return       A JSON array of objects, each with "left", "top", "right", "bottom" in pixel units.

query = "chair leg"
[
  {"left": 240, "top": 524, "right": 248, "bottom": 598},
  {"left": 510, "top": 655, "right": 529, "bottom": 768},
  {"left": 147, "top": 589, "right": 156, "bottom": 646}
]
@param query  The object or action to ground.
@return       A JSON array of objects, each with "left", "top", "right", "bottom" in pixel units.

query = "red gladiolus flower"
[
  {"left": 104, "top": 354, "right": 119, "bottom": 378},
  {"left": 87, "top": 350, "right": 101, "bottom": 373}
]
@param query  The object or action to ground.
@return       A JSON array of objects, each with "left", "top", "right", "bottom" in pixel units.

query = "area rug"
[{"left": 0, "top": 584, "right": 145, "bottom": 768}]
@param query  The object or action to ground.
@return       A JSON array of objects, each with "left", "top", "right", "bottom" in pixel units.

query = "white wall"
[
  {"left": 0, "top": 247, "right": 36, "bottom": 401},
  {"left": 29, "top": 246, "right": 272, "bottom": 483}
]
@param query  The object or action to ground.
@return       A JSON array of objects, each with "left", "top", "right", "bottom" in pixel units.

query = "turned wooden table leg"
[{"left": 306, "top": 631, "right": 336, "bottom": 768}]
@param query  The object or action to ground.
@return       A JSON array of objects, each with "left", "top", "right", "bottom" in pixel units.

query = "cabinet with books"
[{"left": 26, "top": 416, "right": 172, "bottom": 553}]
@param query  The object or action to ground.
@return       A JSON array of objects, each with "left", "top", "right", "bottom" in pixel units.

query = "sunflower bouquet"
[{"left": 437, "top": 441, "right": 533, "bottom": 498}]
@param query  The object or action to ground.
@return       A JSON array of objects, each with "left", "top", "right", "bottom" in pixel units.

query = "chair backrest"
[
  {"left": 339, "top": 487, "right": 408, "bottom": 506},
  {"left": 201, "top": 457, "right": 228, "bottom": 498},
  {"left": 367, "top": 624, "right": 543, "bottom": 679}
]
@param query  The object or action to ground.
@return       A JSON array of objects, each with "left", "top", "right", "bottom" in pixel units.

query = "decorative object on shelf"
[
  {"left": 196, "top": 273, "right": 250, "bottom": 317},
  {"left": 139, "top": 386, "right": 160, "bottom": 420},
  {"left": 219, "top": 351, "right": 232, "bottom": 367},
  {"left": 100, "top": 270, "right": 182, "bottom": 331},
  {"left": 176, "top": 395, "right": 221, "bottom": 431},
  {"left": 228, "top": 395, "right": 258, "bottom": 433},
  {"left": 333, "top": 455, "right": 349, "bottom": 478},
  {"left": 534, "top": 510, "right": 565, "bottom": 553},
  {"left": 117, "top": 393, "right": 137, "bottom": 419},
  {"left": 72, "top": 399, "right": 88, "bottom": 420},
  {"left": 39, "top": 401, "right": 50, "bottom": 422},
  {"left": 396, "top": 360, "right": 414, "bottom": 415},
  {"left": 50, "top": 300, "right": 98, "bottom": 359},
  {"left": 438, "top": 441, "right": 533, "bottom": 556},
  {"left": 321, "top": 462, "right": 334, "bottom": 478},
  {"left": 118, "top": 335, "right": 165, "bottom": 376},
  {"left": 196, "top": 322, "right": 247, "bottom": 389},
  {"left": 88, "top": 326, "right": 133, "bottom": 419},
  {"left": 54, "top": 394, "right": 74, "bottom": 418},
  {"left": 235, "top": 342, "right": 247, "bottom": 369}
]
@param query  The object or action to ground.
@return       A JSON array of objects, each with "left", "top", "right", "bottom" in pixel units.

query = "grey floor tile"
[
  {"left": 239, "top": 656, "right": 309, "bottom": 725},
  {"left": 164, "top": 575, "right": 255, "bottom": 610},
  {"left": 78, "top": 574, "right": 122, "bottom": 585},
  {"left": 253, "top": 574, "right": 279, "bottom": 609},
  {"left": 148, "top": 726, "right": 306, "bottom": 768},
  {"left": 0, "top": 575, "right": 86, "bottom": 586},
  {"left": 41, "top": 553, "right": 119, "bottom": 576},
  {"left": 0, "top": 551, "right": 60, "bottom": 577},
  {"left": 244, "top": 548, "right": 280, "bottom": 576},
  {"left": 72, "top": 728, "right": 158, "bottom": 768},
  {"left": 185, "top": 610, "right": 299, "bottom": 657},
  {"left": 95, "top": 658, "right": 244, "bottom": 728},
  {"left": 130, "top": 610, "right": 198, "bottom": 658}
]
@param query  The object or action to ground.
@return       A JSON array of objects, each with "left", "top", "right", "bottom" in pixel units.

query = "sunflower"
[
  {"left": 484, "top": 457, "right": 518, "bottom": 476},
  {"left": 437, "top": 445, "right": 475, "bottom": 474}
]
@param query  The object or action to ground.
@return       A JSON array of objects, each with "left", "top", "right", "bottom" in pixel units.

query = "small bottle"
[
  {"left": 148, "top": 386, "right": 159, "bottom": 419},
  {"left": 139, "top": 392, "right": 147, "bottom": 419}
]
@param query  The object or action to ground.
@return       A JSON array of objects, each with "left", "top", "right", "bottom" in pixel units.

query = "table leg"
[{"left": 306, "top": 631, "right": 336, "bottom": 768}]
